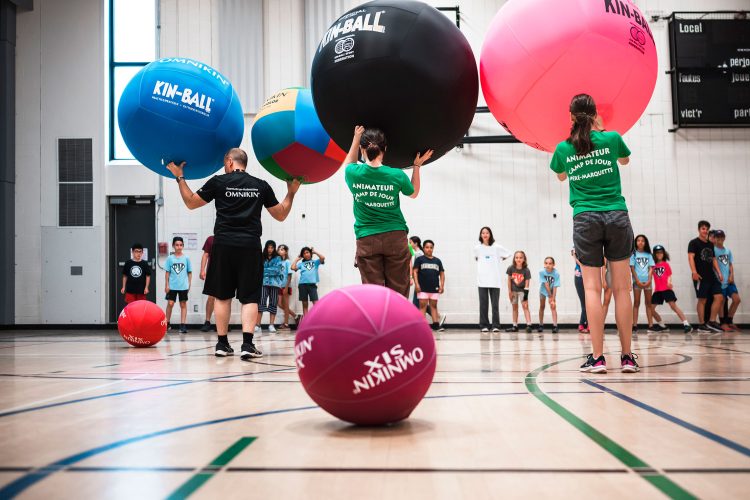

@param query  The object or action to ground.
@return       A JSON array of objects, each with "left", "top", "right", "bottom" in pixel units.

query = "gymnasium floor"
[{"left": 0, "top": 329, "right": 748, "bottom": 499}]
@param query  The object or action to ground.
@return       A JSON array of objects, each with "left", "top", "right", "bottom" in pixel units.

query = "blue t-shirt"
[
  {"left": 283, "top": 260, "right": 292, "bottom": 285},
  {"left": 539, "top": 269, "right": 561, "bottom": 297},
  {"left": 165, "top": 254, "right": 192, "bottom": 290},
  {"left": 714, "top": 246, "right": 733, "bottom": 287},
  {"left": 263, "top": 256, "right": 286, "bottom": 288},
  {"left": 630, "top": 251, "right": 655, "bottom": 283},
  {"left": 298, "top": 258, "right": 323, "bottom": 284}
]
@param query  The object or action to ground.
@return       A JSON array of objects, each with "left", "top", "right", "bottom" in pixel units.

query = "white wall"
[
  {"left": 14, "top": 0, "right": 750, "bottom": 325},
  {"left": 15, "top": 0, "right": 105, "bottom": 323}
]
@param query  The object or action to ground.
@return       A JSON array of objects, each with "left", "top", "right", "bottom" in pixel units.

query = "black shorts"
[
  {"left": 693, "top": 278, "right": 722, "bottom": 299},
  {"left": 203, "top": 243, "right": 263, "bottom": 304},
  {"left": 166, "top": 290, "right": 188, "bottom": 302},
  {"left": 652, "top": 290, "right": 677, "bottom": 305},
  {"left": 573, "top": 210, "right": 634, "bottom": 267},
  {"left": 298, "top": 283, "right": 319, "bottom": 302}
]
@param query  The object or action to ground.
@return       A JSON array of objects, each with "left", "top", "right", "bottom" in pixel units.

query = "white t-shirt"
[{"left": 474, "top": 243, "right": 511, "bottom": 288}]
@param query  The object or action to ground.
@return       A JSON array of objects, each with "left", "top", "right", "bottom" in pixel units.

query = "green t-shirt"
[
  {"left": 550, "top": 131, "right": 631, "bottom": 216},
  {"left": 344, "top": 162, "right": 414, "bottom": 239}
]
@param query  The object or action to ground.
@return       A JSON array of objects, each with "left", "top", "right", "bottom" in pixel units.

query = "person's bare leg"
[
  {"left": 551, "top": 300, "right": 558, "bottom": 325},
  {"left": 165, "top": 300, "right": 175, "bottom": 326},
  {"left": 603, "top": 288, "right": 612, "bottom": 317},
  {"left": 610, "top": 259, "right": 634, "bottom": 355},
  {"left": 241, "top": 302, "right": 259, "bottom": 333},
  {"left": 728, "top": 293, "right": 741, "bottom": 319},
  {"left": 696, "top": 298, "right": 706, "bottom": 324},
  {"left": 214, "top": 298, "right": 232, "bottom": 337},
  {"left": 644, "top": 289, "right": 654, "bottom": 327},
  {"left": 522, "top": 300, "right": 531, "bottom": 326},
  {"left": 668, "top": 301, "right": 688, "bottom": 322},
  {"left": 419, "top": 299, "right": 429, "bottom": 323},
  {"left": 709, "top": 294, "right": 724, "bottom": 323},
  {"left": 512, "top": 303, "right": 519, "bottom": 325},
  {"left": 205, "top": 296, "right": 215, "bottom": 323},
  {"left": 632, "top": 287, "right": 641, "bottom": 327},
  {"left": 179, "top": 301, "right": 187, "bottom": 325},
  {"left": 581, "top": 266, "right": 605, "bottom": 357},
  {"left": 538, "top": 297, "right": 546, "bottom": 325},
  {"left": 429, "top": 300, "right": 439, "bottom": 324}
]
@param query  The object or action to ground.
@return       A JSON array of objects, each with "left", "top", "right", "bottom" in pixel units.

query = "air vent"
[{"left": 58, "top": 138, "right": 93, "bottom": 227}]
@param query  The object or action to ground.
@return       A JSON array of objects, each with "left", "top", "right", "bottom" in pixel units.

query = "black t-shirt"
[
  {"left": 688, "top": 237, "right": 716, "bottom": 281},
  {"left": 414, "top": 255, "right": 444, "bottom": 293},
  {"left": 122, "top": 259, "right": 151, "bottom": 293},
  {"left": 197, "top": 171, "right": 279, "bottom": 247}
]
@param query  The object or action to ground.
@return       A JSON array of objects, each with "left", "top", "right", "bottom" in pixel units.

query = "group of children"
[
  {"left": 121, "top": 226, "right": 741, "bottom": 334},
  {"left": 467, "top": 223, "right": 742, "bottom": 336},
  {"left": 255, "top": 241, "right": 324, "bottom": 332},
  {"left": 120, "top": 236, "right": 326, "bottom": 332}
]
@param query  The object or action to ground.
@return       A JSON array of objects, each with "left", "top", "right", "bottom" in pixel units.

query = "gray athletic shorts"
[{"left": 573, "top": 210, "right": 634, "bottom": 267}]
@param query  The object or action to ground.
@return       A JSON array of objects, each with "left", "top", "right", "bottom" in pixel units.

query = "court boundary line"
[
  {"left": 582, "top": 380, "right": 750, "bottom": 458},
  {"left": 525, "top": 357, "right": 697, "bottom": 499},
  {"left": 165, "top": 437, "right": 256, "bottom": 500}
]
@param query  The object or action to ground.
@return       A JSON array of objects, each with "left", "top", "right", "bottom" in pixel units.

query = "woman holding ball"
[
  {"left": 550, "top": 94, "right": 637, "bottom": 374},
  {"left": 344, "top": 126, "right": 433, "bottom": 297}
]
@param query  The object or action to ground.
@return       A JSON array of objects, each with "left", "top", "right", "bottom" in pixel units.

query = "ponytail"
[
  {"left": 360, "top": 128, "right": 387, "bottom": 161},
  {"left": 567, "top": 94, "right": 597, "bottom": 156}
]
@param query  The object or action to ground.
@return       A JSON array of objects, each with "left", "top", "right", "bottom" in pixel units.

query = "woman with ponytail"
[
  {"left": 344, "top": 126, "right": 433, "bottom": 297},
  {"left": 550, "top": 94, "right": 637, "bottom": 374}
]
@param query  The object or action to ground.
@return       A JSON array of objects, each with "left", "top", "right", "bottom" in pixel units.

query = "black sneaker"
[
  {"left": 525, "top": 325, "right": 533, "bottom": 334},
  {"left": 696, "top": 324, "right": 712, "bottom": 333},
  {"left": 706, "top": 321, "right": 723, "bottom": 333},
  {"left": 683, "top": 324, "right": 693, "bottom": 334},
  {"left": 200, "top": 321, "right": 212, "bottom": 332},
  {"left": 179, "top": 325, "right": 188, "bottom": 334},
  {"left": 505, "top": 325, "right": 519, "bottom": 332},
  {"left": 240, "top": 343, "right": 263, "bottom": 360},
  {"left": 621, "top": 353, "right": 639, "bottom": 373},
  {"left": 580, "top": 354, "right": 607, "bottom": 373},
  {"left": 215, "top": 341, "right": 234, "bottom": 357},
  {"left": 536, "top": 325, "right": 543, "bottom": 333},
  {"left": 632, "top": 325, "right": 638, "bottom": 334},
  {"left": 552, "top": 326, "right": 559, "bottom": 333}
]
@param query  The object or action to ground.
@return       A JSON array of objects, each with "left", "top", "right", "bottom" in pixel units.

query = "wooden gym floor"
[{"left": 0, "top": 329, "right": 748, "bottom": 499}]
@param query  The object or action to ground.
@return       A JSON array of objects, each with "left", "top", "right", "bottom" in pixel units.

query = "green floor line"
[
  {"left": 525, "top": 358, "right": 697, "bottom": 499},
  {"left": 165, "top": 436, "right": 256, "bottom": 500}
]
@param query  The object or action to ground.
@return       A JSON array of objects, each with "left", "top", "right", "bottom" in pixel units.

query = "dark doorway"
[{"left": 109, "top": 197, "right": 156, "bottom": 322}]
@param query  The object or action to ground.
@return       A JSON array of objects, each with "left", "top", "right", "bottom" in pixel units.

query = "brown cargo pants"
[{"left": 355, "top": 230, "right": 411, "bottom": 298}]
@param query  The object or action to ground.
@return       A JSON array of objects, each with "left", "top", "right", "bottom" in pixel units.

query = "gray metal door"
[{"left": 109, "top": 197, "right": 156, "bottom": 322}]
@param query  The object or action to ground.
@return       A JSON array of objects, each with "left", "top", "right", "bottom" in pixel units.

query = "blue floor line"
[
  {"left": 0, "top": 367, "right": 296, "bottom": 419},
  {"left": 0, "top": 405, "right": 317, "bottom": 498},
  {"left": 582, "top": 379, "right": 750, "bottom": 458}
]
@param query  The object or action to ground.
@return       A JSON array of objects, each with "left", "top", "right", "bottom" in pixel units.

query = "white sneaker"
[
  {"left": 268, "top": 325, "right": 277, "bottom": 333},
  {"left": 480, "top": 327, "right": 489, "bottom": 333},
  {"left": 492, "top": 328, "right": 500, "bottom": 333},
  {"left": 254, "top": 326, "right": 261, "bottom": 334}
]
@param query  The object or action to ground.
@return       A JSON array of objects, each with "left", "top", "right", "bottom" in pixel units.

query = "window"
[{"left": 109, "top": 0, "right": 157, "bottom": 160}]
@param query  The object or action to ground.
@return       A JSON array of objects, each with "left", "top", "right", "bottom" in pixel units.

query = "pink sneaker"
[
  {"left": 621, "top": 353, "right": 639, "bottom": 373},
  {"left": 580, "top": 354, "right": 606, "bottom": 373}
]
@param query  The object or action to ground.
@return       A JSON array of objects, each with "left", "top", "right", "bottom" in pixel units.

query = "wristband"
[
  {"left": 523, "top": 289, "right": 529, "bottom": 302},
  {"left": 176, "top": 176, "right": 185, "bottom": 183}
]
